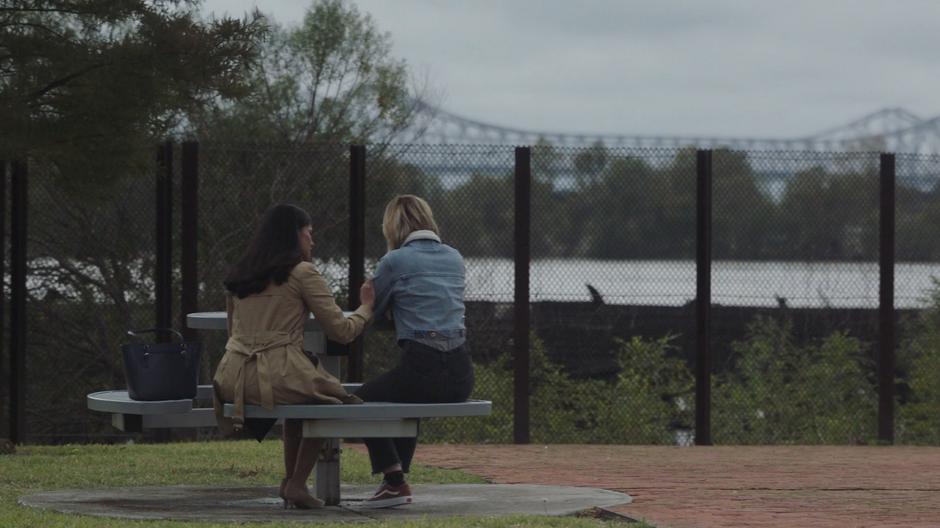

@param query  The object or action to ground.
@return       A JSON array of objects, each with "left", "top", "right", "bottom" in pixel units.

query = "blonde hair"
[{"left": 382, "top": 195, "right": 440, "bottom": 250}]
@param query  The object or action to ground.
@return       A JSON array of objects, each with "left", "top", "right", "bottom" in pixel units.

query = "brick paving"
[{"left": 399, "top": 444, "right": 940, "bottom": 527}]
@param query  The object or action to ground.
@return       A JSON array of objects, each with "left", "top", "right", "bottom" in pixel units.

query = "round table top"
[{"left": 186, "top": 311, "right": 353, "bottom": 332}]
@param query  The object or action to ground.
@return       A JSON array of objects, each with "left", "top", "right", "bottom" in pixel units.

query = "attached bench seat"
[
  {"left": 229, "top": 398, "right": 492, "bottom": 438},
  {"left": 87, "top": 384, "right": 492, "bottom": 506},
  {"left": 87, "top": 384, "right": 492, "bottom": 435},
  {"left": 87, "top": 385, "right": 218, "bottom": 431}
]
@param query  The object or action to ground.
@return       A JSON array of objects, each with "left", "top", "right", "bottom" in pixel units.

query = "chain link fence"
[
  {"left": 17, "top": 154, "right": 158, "bottom": 443},
  {"left": 527, "top": 145, "right": 696, "bottom": 444},
  {"left": 710, "top": 150, "right": 881, "bottom": 444},
  {"left": 4, "top": 144, "right": 940, "bottom": 446},
  {"left": 895, "top": 153, "right": 940, "bottom": 445}
]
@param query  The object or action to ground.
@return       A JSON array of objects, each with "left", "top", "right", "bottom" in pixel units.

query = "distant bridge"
[{"left": 411, "top": 101, "right": 940, "bottom": 155}]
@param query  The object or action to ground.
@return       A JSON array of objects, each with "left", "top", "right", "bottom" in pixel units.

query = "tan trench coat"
[{"left": 212, "top": 261, "right": 372, "bottom": 432}]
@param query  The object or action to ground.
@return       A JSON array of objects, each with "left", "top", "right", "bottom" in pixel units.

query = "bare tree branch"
[{"left": 27, "top": 62, "right": 108, "bottom": 100}]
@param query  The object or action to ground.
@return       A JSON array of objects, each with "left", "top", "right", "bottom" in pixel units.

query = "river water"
[{"left": 460, "top": 259, "right": 940, "bottom": 309}]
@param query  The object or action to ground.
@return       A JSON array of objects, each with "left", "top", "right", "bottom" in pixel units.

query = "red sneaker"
[{"left": 362, "top": 480, "right": 412, "bottom": 509}]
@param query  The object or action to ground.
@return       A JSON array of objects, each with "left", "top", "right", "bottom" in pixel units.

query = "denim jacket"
[{"left": 372, "top": 230, "right": 466, "bottom": 351}]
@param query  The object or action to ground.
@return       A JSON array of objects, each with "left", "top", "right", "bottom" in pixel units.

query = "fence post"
[
  {"left": 514, "top": 146, "right": 531, "bottom": 444},
  {"left": 155, "top": 141, "right": 174, "bottom": 340},
  {"left": 180, "top": 142, "right": 199, "bottom": 342},
  {"left": 347, "top": 145, "right": 366, "bottom": 382},
  {"left": 0, "top": 161, "right": 5, "bottom": 440},
  {"left": 9, "top": 160, "right": 27, "bottom": 444},
  {"left": 878, "top": 152, "right": 896, "bottom": 444},
  {"left": 695, "top": 149, "right": 713, "bottom": 446}
]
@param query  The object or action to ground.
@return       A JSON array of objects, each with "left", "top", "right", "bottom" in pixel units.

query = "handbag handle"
[{"left": 126, "top": 327, "right": 185, "bottom": 342}]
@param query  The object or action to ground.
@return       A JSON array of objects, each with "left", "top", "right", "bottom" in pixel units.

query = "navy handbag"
[{"left": 122, "top": 328, "right": 202, "bottom": 401}]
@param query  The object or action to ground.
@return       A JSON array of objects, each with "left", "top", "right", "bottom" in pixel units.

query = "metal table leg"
[
  {"left": 310, "top": 350, "right": 343, "bottom": 505},
  {"left": 316, "top": 438, "right": 342, "bottom": 506}
]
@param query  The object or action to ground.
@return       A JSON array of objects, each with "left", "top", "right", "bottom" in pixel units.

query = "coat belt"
[{"left": 225, "top": 331, "right": 298, "bottom": 429}]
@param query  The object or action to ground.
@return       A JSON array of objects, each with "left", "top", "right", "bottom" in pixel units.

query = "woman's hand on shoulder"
[{"left": 359, "top": 279, "right": 375, "bottom": 309}]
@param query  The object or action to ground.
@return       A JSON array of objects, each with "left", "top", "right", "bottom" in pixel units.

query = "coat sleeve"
[
  {"left": 225, "top": 292, "right": 234, "bottom": 337},
  {"left": 290, "top": 262, "right": 373, "bottom": 344},
  {"left": 371, "top": 255, "right": 395, "bottom": 322}
]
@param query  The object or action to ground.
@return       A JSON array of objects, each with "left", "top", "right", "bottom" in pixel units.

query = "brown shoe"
[
  {"left": 279, "top": 478, "right": 289, "bottom": 509},
  {"left": 282, "top": 482, "right": 324, "bottom": 509},
  {"left": 361, "top": 480, "right": 412, "bottom": 509}
]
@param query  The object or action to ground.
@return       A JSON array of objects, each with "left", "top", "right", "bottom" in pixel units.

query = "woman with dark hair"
[{"left": 213, "top": 203, "right": 374, "bottom": 509}]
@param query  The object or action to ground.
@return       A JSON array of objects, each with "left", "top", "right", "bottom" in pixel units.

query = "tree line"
[{"left": 322, "top": 144, "right": 940, "bottom": 262}]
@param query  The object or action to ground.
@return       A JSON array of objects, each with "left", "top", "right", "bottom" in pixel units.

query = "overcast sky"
[{"left": 201, "top": 0, "right": 940, "bottom": 138}]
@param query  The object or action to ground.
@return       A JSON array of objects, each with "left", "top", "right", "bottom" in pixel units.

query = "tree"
[
  {"left": 710, "top": 149, "right": 778, "bottom": 260},
  {"left": 888, "top": 180, "right": 937, "bottom": 261},
  {"left": 777, "top": 166, "right": 878, "bottom": 260},
  {"left": 532, "top": 136, "right": 561, "bottom": 183},
  {"left": 0, "top": 0, "right": 266, "bottom": 176},
  {"left": 435, "top": 172, "right": 514, "bottom": 258},
  {"left": 0, "top": 0, "right": 266, "bottom": 439},
  {"left": 585, "top": 155, "right": 656, "bottom": 258},
  {"left": 531, "top": 137, "right": 577, "bottom": 257},
  {"left": 185, "top": 0, "right": 433, "bottom": 327},
  {"left": 572, "top": 139, "right": 608, "bottom": 188},
  {"left": 191, "top": 0, "right": 424, "bottom": 145}
]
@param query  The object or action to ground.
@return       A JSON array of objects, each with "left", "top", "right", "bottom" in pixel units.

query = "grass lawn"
[{"left": 0, "top": 440, "right": 650, "bottom": 527}]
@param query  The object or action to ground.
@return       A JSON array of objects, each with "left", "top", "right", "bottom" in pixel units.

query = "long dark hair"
[{"left": 224, "top": 204, "right": 312, "bottom": 299}]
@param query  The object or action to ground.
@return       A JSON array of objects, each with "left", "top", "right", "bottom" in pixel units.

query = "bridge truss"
[{"left": 412, "top": 101, "right": 940, "bottom": 155}]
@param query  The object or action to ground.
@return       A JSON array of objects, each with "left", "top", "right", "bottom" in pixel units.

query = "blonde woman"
[{"left": 356, "top": 195, "right": 474, "bottom": 509}]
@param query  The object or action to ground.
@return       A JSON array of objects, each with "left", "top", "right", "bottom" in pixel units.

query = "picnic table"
[{"left": 86, "top": 311, "right": 491, "bottom": 506}]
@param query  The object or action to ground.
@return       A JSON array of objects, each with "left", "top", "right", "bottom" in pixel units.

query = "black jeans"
[{"left": 354, "top": 340, "right": 474, "bottom": 474}]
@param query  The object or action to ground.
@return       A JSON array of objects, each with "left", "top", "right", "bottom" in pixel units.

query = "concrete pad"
[{"left": 19, "top": 484, "right": 632, "bottom": 523}]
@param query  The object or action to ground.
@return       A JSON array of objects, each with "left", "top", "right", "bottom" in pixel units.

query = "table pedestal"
[
  {"left": 308, "top": 340, "right": 344, "bottom": 506},
  {"left": 317, "top": 438, "right": 342, "bottom": 505}
]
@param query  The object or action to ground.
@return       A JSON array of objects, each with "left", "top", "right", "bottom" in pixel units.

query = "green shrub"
[
  {"left": 713, "top": 317, "right": 876, "bottom": 444},
  {"left": 422, "top": 333, "right": 694, "bottom": 445},
  {"left": 588, "top": 336, "right": 693, "bottom": 443},
  {"left": 897, "top": 280, "right": 940, "bottom": 444},
  {"left": 370, "top": 300, "right": 940, "bottom": 446}
]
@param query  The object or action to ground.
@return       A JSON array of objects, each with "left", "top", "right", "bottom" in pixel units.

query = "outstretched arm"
[{"left": 292, "top": 262, "right": 373, "bottom": 344}]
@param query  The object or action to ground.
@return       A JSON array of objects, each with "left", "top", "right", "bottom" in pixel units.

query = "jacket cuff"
[{"left": 353, "top": 303, "right": 374, "bottom": 322}]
